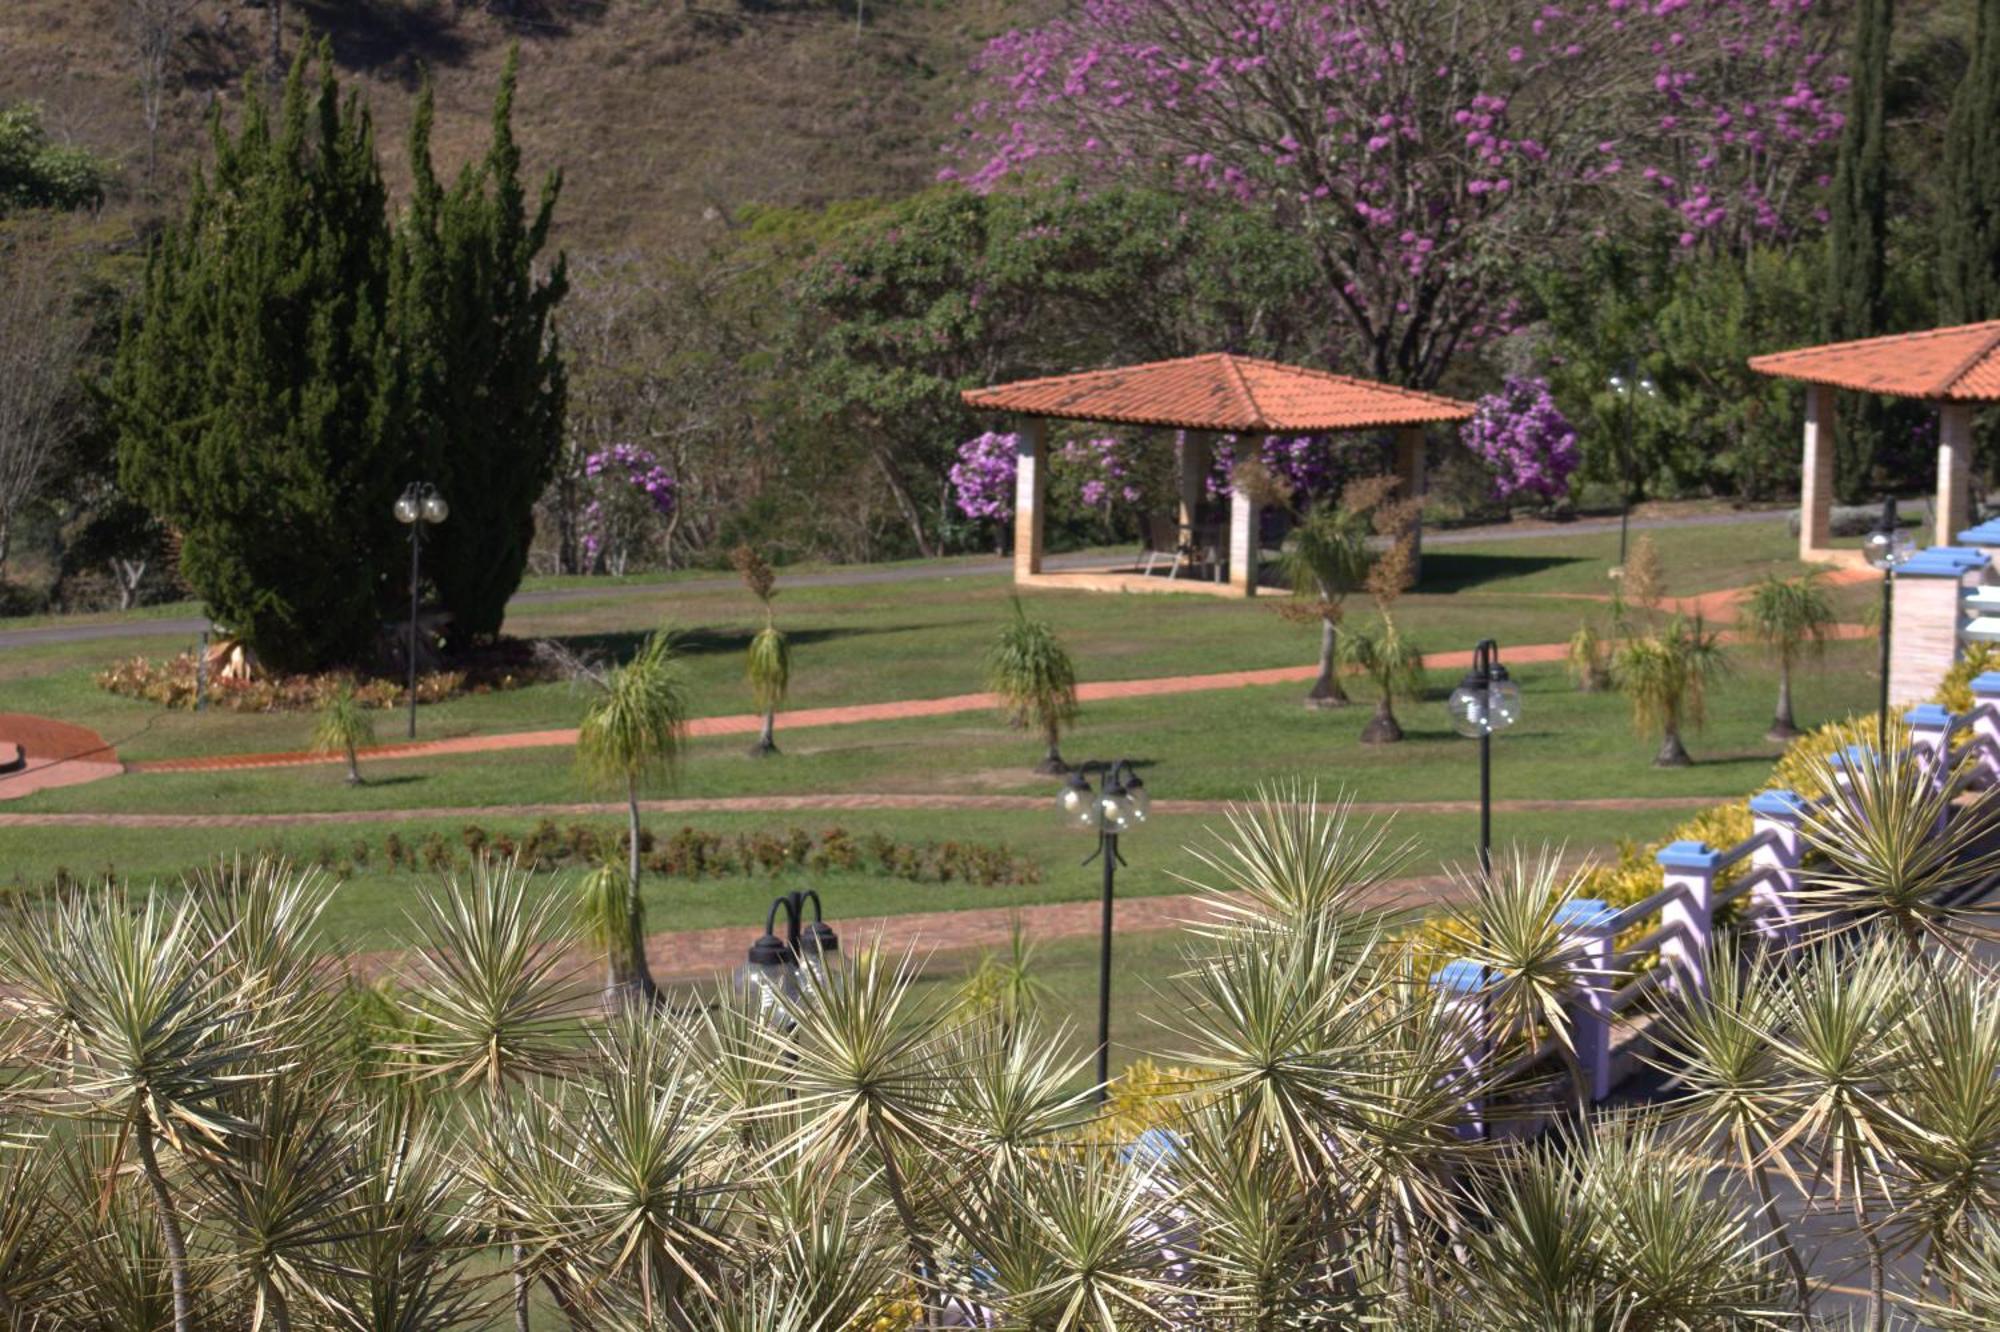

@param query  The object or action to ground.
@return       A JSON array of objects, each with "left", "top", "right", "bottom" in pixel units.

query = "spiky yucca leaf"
[
  {"left": 576, "top": 626, "right": 691, "bottom": 791},
  {"left": 394, "top": 856, "right": 583, "bottom": 1096},
  {"left": 1440, "top": 844, "right": 1605, "bottom": 1059},
  {"left": 1791, "top": 734, "right": 2000, "bottom": 949},
  {"left": 1175, "top": 782, "right": 1415, "bottom": 935},
  {"left": 746, "top": 621, "right": 791, "bottom": 714}
]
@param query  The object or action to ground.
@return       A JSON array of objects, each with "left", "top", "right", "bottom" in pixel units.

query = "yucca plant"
[
  {"left": 1277, "top": 501, "right": 1373, "bottom": 708},
  {"left": 986, "top": 597, "right": 1081, "bottom": 773},
  {"left": 575, "top": 624, "right": 690, "bottom": 1004},
  {"left": 311, "top": 682, "right": 376, "bottom": 785},
  {"left": 1613, "top": 611, "right": 1726, "bottom": 766},
  {"left": 1742, "top": 569, "right": 1838, "bottom": 740},
  {"left": 1336, "top": 614, "right": 1426, "bottom": 744},
  {"left": 735, "top": 544, "right": 791, "bottom": 757},
  {"left": 1565, "top": 620, "right": 1611, "bottom": 693},
  {"left": 1791, "top": 733, "right": 2000, "bottom": 951}
]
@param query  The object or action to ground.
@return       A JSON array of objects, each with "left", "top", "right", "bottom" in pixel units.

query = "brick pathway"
[
  {"left": 0, "top": 792, "right": 1724, "bottom": 830},
  {"left": 344, "top": 869, "right": 1480, "bottom": 988}
]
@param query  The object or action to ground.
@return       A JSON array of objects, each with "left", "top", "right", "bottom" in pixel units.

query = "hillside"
[{"left": 0, "top": 0, "right": 1049, "bottom": 254}]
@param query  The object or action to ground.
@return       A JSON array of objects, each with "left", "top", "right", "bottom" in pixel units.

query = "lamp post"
[
  {"left": 393, "top": 482, "right": 449, "bottom": 739},
  {"left": 1058, "top": 759, "right": 1151, "bottom": 1100},
  {"left": 736, "top": 888, "right": 839, "bottom": 1020},
  {"left": 1864, "top": 497, "right": 1915, "bottom": 752},
  {"left": 1606, "top": 364, "right": 1659, "bottom": 570},
  {"left": 1447, "top": 640, "right": 1522, "bottom": 877}
]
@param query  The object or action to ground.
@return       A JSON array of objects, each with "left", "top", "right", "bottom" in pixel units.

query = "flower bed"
[{"left": 94, "top": 639, "right": 561, "bottom": 713}]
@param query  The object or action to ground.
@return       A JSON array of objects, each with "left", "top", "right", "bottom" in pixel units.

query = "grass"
[
  {"left": 5, "top": 803, "right": 1700, "bottom": 953},
  {"left": 0, "top": 518, "right": 1840, "bottom": 765}
]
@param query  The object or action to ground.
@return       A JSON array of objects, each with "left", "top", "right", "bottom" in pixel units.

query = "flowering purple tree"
[
  {"left": 581, "top": 444, "right": 678, "bottom": 575},
  {"left": 950, "top": 0, "right": 1845, "bottom": 388},
  {"left": 1463, "top": 376, "right": 1580, "bottom": 503},
  {"left": 1207, "top": 434, "right": 1341, "bottom": 504},
  {"left": 950, "top": 431, "right": 1019, "bottom": 522}
]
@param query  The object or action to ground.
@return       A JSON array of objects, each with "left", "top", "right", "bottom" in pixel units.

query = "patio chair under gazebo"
[
  {"left": 962, "top": 353, "right": 1475, "bottom": 598},
  {"left": 1748, "top": 319, "right": 2000, "bottom": 562}
]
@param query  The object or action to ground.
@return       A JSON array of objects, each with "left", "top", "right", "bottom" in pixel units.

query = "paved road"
[{"left": 0, "top": 506, "right": 1820, "bottom": 651}]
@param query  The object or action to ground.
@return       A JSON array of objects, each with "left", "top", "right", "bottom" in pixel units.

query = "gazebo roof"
[
  {"left": 961, "top": 353, "right": 1475, "bottom": 432},
  {"left": 1747, "top": 320, "right": 2000, "bottom": 402}
]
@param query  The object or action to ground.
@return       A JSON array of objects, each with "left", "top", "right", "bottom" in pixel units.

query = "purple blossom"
[
  {"left": 950, "top": 431, "right": 1019, "bottom": 522},
  {"left": 1462, "top": 376, "right": 1579, "bottom": 502}
]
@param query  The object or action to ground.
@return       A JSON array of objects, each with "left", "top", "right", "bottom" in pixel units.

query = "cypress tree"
[
  {"left": 1940, "top": 0, "right": 2000, "bottom": 324},
  {"left": 1822, "top": 0, "right": 1895, "bottom": 494},
  {"left": 112, "top": 47, "right": 402, "bottom": 672},
  {"left": 393, "top": 49, "right": 567, "bottom": 643}
]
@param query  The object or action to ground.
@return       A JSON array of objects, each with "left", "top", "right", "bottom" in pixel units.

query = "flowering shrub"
[
  {"left": 95, "top": 646, "right": 556, "bottom": 713},
  {"left": 949, "top": 431, "right": 1018, "bottom": 522},
  {"left": 581, "top": 444, "right": 678, "bottom": 574},
  {"left": 1462, "top": 376, "right": 1581, "bottom": 502},
  {"left": 1057, "top": 435, "right": 1144, "bottom": 509}
]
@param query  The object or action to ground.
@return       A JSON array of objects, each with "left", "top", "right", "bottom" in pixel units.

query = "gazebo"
[
  {"left": 1748, "top": 320, "right": 2000, "bottom": 562},
  {"left": 961, "top": 353, "right": 1475, "bottom": 598}
]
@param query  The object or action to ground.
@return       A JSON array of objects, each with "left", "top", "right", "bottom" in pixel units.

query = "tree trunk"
[
  {"left": 1359, "top": 697, "right": 1403, "bottom": 744},
  {"left": 1034, "top": 718, "right": 1067, "bottom": 775},
  {"left": 263, "top": 1280, "right": 292, "bottom": 1332},
  {"left": 512, "top": 1241, "right": 531, "bottom": 1332},
  {"left": 1306, "top": 618, "right": 1350, "bottom": 708},
  {"left": 1749, "top": 1159, "right": 1811, "bottom": 1313},
  {"left": 345, "top": 744, "right": 362, "bottom": 785},
  {"left": 1767, "top": 658, "right": 1799, "bottom": 741},
  {"left": 1654, "top": 727, "right": 1692, "bottom": 767},
  {"left": 872, "top": 447, "right": 936, "bottom": 559},
  {"left": 749, "top": 708, "right": 778, "bottom": 757},
  {"left": 623, "top": 777, "right": 659, "bottom": 1006},
  {"left": 135, "top": 1114, "right": 194, "bottom": 1332}
]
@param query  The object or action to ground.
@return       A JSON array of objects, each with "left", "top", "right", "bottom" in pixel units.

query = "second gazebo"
[{"left": 962, "top": 353, "right": 1474, "bottom": 598}]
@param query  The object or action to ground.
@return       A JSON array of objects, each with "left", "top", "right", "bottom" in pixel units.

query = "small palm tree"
[
  {"left": 746, "top": 623, "right": 790, "bottom": 758},
  {"left": 1278, "top": 502, "right": 1372, "bottom": 708},
  {"left": 1613, "top": 611, "right": 1726, "bottom": 766},
  {"left": 311, "top": 683, "right": 375, "bottom": 785},
  {"left": 1741, "top": 568, "right": 1837, "bottom": 740},
  {"left": 735, "top": 545, "right": 790, "bottom": 757},
  {"left": 575, "top": 625, "right": 690, "bottom": 1006},
  {"left": 985, "top": 598, "right": 1079, "bottom": 774},
  {"left": 1565, "top": 620, "right": 1611, "bottom": 693},
  {"left": 1337, "top": 615, "right": 1425, "bottom": 743}
]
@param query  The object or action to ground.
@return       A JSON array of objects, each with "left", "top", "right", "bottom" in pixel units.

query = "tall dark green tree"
[
  {"left": 1822, "top": 0, "right": 1895, "bottom": 496},
  {"left": 1940, "top": 0, "right": 2000, "bottom": 325},
  {"left": 112, "top": 48, "right": 402, "bottom": 672},
  {"left": 392, "top": 50, "right": 567, "bottom": 643}
]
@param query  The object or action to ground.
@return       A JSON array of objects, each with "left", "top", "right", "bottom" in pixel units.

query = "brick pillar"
[
  {"left": 1800, "top": 383, "right": 1835, "bottom": 559},
  {"left": 1940, "top": 403, "right": 1976, "bottom": 546},
  {"left": 1013, "top": 420, "right": 1046, "bottom": 582},
  {"left": 1177, "top": 431, "right": 1210, "bottom": 537},
  {"left": 1228, "top": 481, "right": 1260, "bottom": 597}
]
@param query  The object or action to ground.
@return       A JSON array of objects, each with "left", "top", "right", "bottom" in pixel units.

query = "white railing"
[{"left": 1430, "top": 671, "right": 2000, "bottom": 1112}]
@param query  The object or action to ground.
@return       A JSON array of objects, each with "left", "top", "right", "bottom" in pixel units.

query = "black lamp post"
[
  {"left": 737, "top": 888, "right": 839, "bottom": 1018},
  {"left": 1447, "top": 640, "right": 1523, "bottom": 877},
  {"left": 394, "top": 482, "right": 449, "bottom": 739},
  {"left": 1864, "top": 497, "right": 1915, "bottom": 752},
  {"left": 1606, "top": 364, "right": 1659, "bottom": 569},
  {"left": 1058, "top": 759, "right": 1151, "bottom": 1100}
]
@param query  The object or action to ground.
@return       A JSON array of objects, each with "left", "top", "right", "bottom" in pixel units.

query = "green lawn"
[
  {"left": 0, "top": 515, "right": 1873, "bottom": 956},
  {"left": 0, "top": 517, "right": 1840, "bottom": 766}
]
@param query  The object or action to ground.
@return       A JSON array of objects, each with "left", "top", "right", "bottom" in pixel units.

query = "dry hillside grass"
[{"left": 0, "top": 0, "right": 1049, "bottom": 253}]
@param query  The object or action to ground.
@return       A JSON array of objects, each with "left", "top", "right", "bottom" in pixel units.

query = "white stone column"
[
  {"left": 1013, "top": 420, "right": 1046, "bottom": 583},
  {"left": 1176, "top": 431, "right": 1210, "bottom": 537},
  {"left": 1228, "top": 481, "right": 1260, "bottom": 597},
  {"left": 1940, "top": 403, "right": 1976, "bottom": 547},
  {"left": 1655, "top": 840, "right": 1719, "bottom": 999},
  {"left": 1799, "top": 383, "right": 1836, "bottom": 559}
]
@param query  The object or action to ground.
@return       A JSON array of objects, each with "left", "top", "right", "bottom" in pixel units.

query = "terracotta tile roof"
[
  {"left": 1747, "top": 320, "right": 2000, "bottom": 402},
  {"left": 961, "top": 353, "right": 1475, "bottom": 432}
]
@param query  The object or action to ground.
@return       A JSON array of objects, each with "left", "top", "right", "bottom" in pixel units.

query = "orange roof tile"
[
  {"left": 961, "top": 353, "right": 1475, "bottom": 432},
  {"left": 1747, "top": 321, "right": 2000, "bottom": 402}
]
